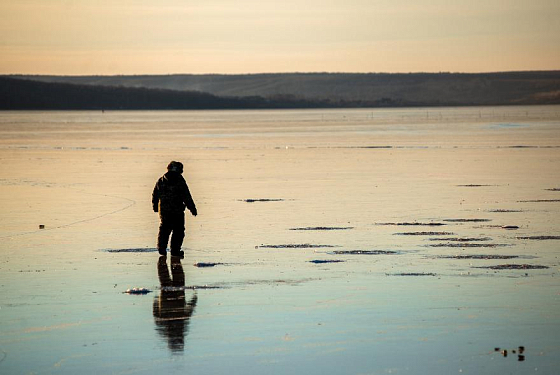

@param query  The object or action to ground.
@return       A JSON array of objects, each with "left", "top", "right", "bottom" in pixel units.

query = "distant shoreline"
[
  {"left": 2, "top": 104, "right": 560, "bottom": 112},
  {"left": 2, "top": 71, "right": 559, "bottom": 110}
]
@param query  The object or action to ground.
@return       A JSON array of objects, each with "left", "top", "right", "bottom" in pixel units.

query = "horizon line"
[{"left": 4, "top": 69, "right": 560, "bottom": 78}]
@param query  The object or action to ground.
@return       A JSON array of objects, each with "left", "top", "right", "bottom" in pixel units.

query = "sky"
[{"left": 0, "top": 0, "right": 559, "bottom": 75}]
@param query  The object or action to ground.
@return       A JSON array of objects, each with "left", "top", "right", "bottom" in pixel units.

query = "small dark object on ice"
[
  {"left": 290, "top": 226, "right": 354, "bottom": 231},
  {"left": 39, "top": 224, "right": 45, "bottom": 229},
  {"left": 376, "top": 222, "right": 446, "bottom": 226},
  {"left": 494, "top": 347, "right": 500, "bottom": 352},
  {"left": 518, "top": 355, "right": 525, "bottom": 361},
  {"left": 394, "top": 231, "right": 454, "bottom": 236},
  {"left": 443, "top": 218, "right": 492, "bottom": 223},
  {"left": 333, "top": 250, "right": 398, "bottom": 255},
  {"left": 243, "top": 198, "right": 284, "bottom": 203},
  {"left": 545, "top": 188, "right": 560, "bottom": 191},
  {"left": 194, "top": 262, "right": 224, "bottom": 267},
  {"left": 502, "top": 350, "right": 508, "bottom": 357},
  {"left": 309, "top": 260, "right": 345, "bottom": 264},
  {"left": 516, "top": 235, "right": 560, "bottom": 240},
  {"left": 478, "top": 264, "right": 549, "bottom": 270},
  {"left": 124, "top": 288, "right": 152, "bottom": 294},
  {"left": 387, "top": 272, "right": 437, "bottom": 276},
  {"left": 519, "top": 346, "right": 525, "bottom": 354},
  {"left": 502, "top": 225, "right": 519, "bottom": 230}
]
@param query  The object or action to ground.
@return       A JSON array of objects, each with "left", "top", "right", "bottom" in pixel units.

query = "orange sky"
[{"left": 1, "top": 0, "right": 559, "bottom": 75}]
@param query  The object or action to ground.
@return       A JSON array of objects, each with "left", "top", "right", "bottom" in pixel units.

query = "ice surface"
[{"left": 1, "top": 107, "right": 559, "bottom": 374}]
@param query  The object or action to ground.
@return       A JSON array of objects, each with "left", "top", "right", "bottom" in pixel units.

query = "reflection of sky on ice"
[{"left": 0, "top": 106, "right": 559, "bottom": 374}]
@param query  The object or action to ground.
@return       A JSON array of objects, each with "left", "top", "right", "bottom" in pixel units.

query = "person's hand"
[
  {"left": 191, "top": 208, "right": 197, "bottom": 216},
  {"left": 153, "top": 206, "right": 158, "bottom": 213}
]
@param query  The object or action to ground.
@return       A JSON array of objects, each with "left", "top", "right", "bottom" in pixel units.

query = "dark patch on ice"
[
  {"left": 309, "top": 259, "right": 345, "bottom": 264},
  {"left": 242, "top": 198, "right": 285, "bottom": 203},
  {"left": 258, "top": 244, "right": 339, "bottom": 249},
  {"left": 473, "top": 225, "right": 511, "bottom": 229},
  {"left": 387, "top": 272, "right": 437, "bottom": 276},
  {"left": 545, "top": 188, "right": 560, "bottom": 191},
  {"left": 476, "top": 264, "right": 549, "bottom": 270},
  {"left": 332, "top": 250, "right": 398, "bottom": 255},
  {"left": 487, "top": 209, "right": 523, "bottom": 213},
  {"left": 428, "top": 237, "right": 492, "bottom": 242},
  {"left": 105, "top": 248, "right": 157, "bottom": 253},
  {"left": 376, "top": 222, "right": 447, "bottom": 226},
  {"left": 394, "top": 231, "right": 455, "bottom": 236},
  {"left": 438, "top": 255, "right": 520, "bottom": 260},
  {"left": 18, "top": 269, "right": 46, "bottom": 273},
  {"left": 516, "top": 236, "right": 560, "bottom": 240},
  {"left": 443, "top": 218, "right": 492, "bottom": 223},
  {"left": 193, "top": 262, "right": 226, "bottom": 267},
  {"left": 501, "top": 226, "right": 520, "bottom": 230},
  {"left": 518, "top": 199, "right": 560, "bottom": 203},
  {"left": 124, "top": 288, "right": 152, "bottom": 294},
  {"left": 429, "top": 243, "right": 510, "bottom": 248},
  {"left": 358, "top": 146, "right": 393, "bottom": 149},
  {"left": 161, "top": 285, "right": 224, "bottom": 291},
  {"left": 505, "top": 145, "right": 539, "bottom": 148},
  {"left": 290, "top": 226, "right": 354, "bottom": 231},
  {"left": 456, "top": 184, "right": 495, "bottom": 187}
]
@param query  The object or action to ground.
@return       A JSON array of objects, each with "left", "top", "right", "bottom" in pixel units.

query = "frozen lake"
[{"left": 1, "top": 106, "right": 560, "bottom": 374}]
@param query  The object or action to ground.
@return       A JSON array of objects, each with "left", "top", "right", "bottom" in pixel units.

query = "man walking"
[{"left": 152, "top": 161, "right": 197, "bottom": 257}]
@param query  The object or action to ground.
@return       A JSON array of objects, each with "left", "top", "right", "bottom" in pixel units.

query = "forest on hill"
[
  {"left": 2, "top": 71, "right": 560, "bottom": 110},
  {"left": 9, "top": 71, "right": 560, "bottom": 107},
  {"left": 0, "top": 76, "right": 409, "bottom": 110}
]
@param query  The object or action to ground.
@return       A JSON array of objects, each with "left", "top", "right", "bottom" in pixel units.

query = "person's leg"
[
  {"left": 170, "top": 213, "right": 185, "bottom": 255},
  {"left": 170, "top": 257, "right": 185, "bottom": 287},
  {"left": 157, "top": 256, "right": 171, "bottom": 286},
  {"left": 157, "top": 216, "right": 172, "bottom": 255}
]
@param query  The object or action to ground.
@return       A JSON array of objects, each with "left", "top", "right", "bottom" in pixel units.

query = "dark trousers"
[{"left": 157, "top": 212, "right": 185, "bottom": 252}]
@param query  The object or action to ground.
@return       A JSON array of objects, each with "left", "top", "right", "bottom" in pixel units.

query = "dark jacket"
[{"left": 152, "top": 172, "right": 197, "bottom": 216}]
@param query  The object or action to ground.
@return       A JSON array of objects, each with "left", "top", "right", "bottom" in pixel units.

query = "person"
[{"left": 152, "top": 161, "right": 197, "bottom": 257}]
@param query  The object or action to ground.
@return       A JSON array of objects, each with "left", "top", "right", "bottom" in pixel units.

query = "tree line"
[{"left": 0, "top": 77, "right": 417, "bottom": 110}]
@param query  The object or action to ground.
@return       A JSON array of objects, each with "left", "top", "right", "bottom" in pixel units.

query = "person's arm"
[
  {"left": 152, "top": 181, "right": 160, "bottom": 212},
  {"left": 183, "top": 181, "right": 197, "bottom": 216}
]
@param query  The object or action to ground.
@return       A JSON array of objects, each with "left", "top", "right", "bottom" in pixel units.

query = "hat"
[{"left": 167, "top": 161, "right": 183, "bottom": 173}]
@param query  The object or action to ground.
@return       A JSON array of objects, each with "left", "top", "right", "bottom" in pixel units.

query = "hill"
[
  {"left": 0, "top": 76, "right": 404, "bottom": 110},
  {"left": 10, "top": 71, "right": 560, "bottom": 106}
]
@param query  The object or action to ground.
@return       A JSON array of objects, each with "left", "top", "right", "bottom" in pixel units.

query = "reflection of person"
[
  {"left": 152, "top": 161, "right": 197, "bottom": 257},
  {"left": 153, "top": 256, "right": 197, "bottom": 354}
]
